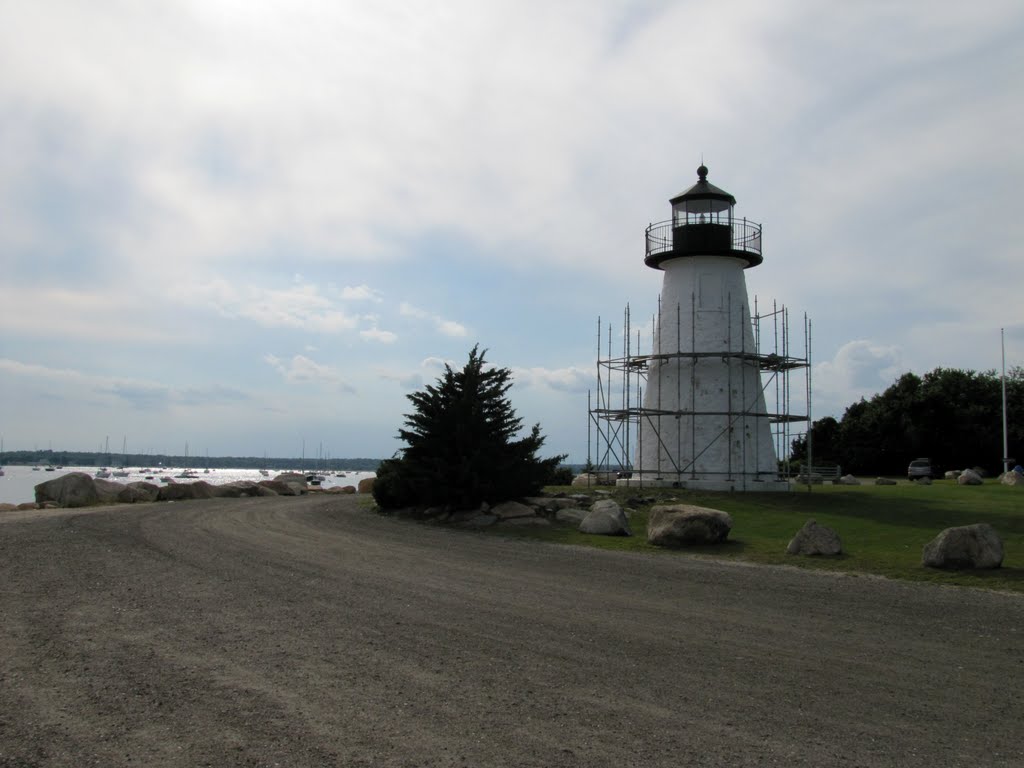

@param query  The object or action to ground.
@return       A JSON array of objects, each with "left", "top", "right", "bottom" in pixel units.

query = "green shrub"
[{"left": 374, "top": 346, "right": 566, "bottom": 511}]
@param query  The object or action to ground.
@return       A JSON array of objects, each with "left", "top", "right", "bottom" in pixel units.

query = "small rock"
[
  {"left": 786, "top": 519, "right": 843, "bottom": 556},
  {"left": 579, "top": 499, "right": 631, "bottom": 536},
  {"left": 957, "top": 469, "right": 983, "bottom": 486}
]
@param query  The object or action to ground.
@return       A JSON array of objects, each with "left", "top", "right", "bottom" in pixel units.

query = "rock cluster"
[
  {"left": 386, "top": 493, "right": 634, "bottom": 537},
  {"left": 18, "top": 471, "right": 364, "bottom": 510}
]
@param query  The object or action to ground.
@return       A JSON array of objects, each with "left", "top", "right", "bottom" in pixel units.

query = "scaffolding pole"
[{"left": 588, "top": 297, "right": 811, "bottom": 488}]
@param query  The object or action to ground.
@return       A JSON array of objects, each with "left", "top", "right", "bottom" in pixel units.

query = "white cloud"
[
  {"left": 199, "top": 279, "right": 361, "bottom": 333},
  {"left": 341, "top": 284, "right": 383, "bottom": 302},
  {"left": 436, "top": 319, "right": 468, "bottom": 338},
  {"left": 0, "top": 357, "right": 246, "bottom": 411},
  {"left": 360, "top": 327, "right": 398, "bottom": 344},
  {"left": 400, "top": 303, "right": 469, "bottom": 338},
  {"left": 263, "top": 353, "right": 354, "bottom": 392},
  {"left": 813, "top": 341, "right": 904, "bottom": 416},
  {"left": 399, "top": 303, "right": 427, "bottom": 319},
  {"left": 512, "top": 365, "right": 594, "bottom": 393}
]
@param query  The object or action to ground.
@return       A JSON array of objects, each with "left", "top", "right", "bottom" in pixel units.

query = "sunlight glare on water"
[{"left": 0, "top": 465, "right": 376, "bottom": 506}]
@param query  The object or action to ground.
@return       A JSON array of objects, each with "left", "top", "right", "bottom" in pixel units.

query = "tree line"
[{"left": 791, "top": 367, "right": 1023, "bottom": 476}]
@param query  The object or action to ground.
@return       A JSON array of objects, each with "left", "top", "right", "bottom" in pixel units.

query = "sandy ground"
[{"left": 1, "top": 495, "right": 1021, "bottom": 767}]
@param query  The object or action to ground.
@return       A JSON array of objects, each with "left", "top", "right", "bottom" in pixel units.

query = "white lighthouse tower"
[{"left": 632, "top": 165, "right": 788, "bottom": 491}]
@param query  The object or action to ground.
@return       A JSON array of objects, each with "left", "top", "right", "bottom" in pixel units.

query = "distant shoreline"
[{"left": 0, "top": 452, "right": 384, "bottom": 473}]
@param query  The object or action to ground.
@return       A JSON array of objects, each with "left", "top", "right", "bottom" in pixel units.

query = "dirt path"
[{"left": 1, "top": 496, "right": 1021, "bottom": 767}]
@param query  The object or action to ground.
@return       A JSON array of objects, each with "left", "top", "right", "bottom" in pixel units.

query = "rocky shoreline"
[{"left": 0, "top": 471, "right": 375, "bottom": 512}]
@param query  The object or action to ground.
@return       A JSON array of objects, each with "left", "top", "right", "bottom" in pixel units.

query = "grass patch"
[{"left": 502, "top": 479, "right": 1024, "bottom": 593}]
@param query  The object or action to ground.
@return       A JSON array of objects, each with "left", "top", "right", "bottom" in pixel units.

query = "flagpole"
[{"left": 1002, "top": 328, "right": 1009, "bottom": 475}]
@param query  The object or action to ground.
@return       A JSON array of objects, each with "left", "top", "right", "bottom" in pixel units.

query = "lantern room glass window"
[{"left": 672, "top": 199, "right": 734, "bottom": 228}]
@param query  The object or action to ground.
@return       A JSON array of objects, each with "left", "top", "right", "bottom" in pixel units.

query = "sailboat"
[
  {"left": 175, "top": 441, "right": 198, "bottom": 478},
  {"left": 111, "top": 436, "right": 130, "bottom": 477}
]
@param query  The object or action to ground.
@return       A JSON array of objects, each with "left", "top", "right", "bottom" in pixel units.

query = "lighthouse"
[{"left": 631, "top": 165, "right": 789, "bottom": 491}]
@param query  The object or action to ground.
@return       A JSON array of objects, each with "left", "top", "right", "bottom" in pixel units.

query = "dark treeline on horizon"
[
  {"left": 0, "top": 450, "right": 385, "bottom": 472},
  {"left": 792, "top": 366, "right": 1023, "bottom": 476}
]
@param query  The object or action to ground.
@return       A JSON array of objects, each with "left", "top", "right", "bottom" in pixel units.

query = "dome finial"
[{"left": 697, "top": 163, "right": 708, "bottom": 181}]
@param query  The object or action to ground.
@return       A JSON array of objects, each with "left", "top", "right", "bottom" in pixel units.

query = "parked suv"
[{"left": 907, "top": 458, "right": 935, "bottom": 481}]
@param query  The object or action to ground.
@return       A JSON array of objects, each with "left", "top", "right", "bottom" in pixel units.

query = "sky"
[{"left": 1, "top": 0, "right": 1022, "bottom": 464}]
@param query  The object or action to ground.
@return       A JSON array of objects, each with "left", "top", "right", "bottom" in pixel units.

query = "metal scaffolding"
[{"left": 587, "top": 297, "right": 811, "bottom": 486}]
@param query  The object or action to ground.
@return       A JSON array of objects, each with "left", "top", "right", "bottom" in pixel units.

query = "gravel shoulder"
[{"left": 1, "top": 495, "right": 1021, "bottom": 767}]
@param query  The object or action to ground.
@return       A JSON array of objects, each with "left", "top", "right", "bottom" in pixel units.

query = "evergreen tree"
[{"left": 373, "top": 346, "right": 566, "bottom": 510}]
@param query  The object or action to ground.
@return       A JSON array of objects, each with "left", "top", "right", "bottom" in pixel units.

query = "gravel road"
[{"left": 1, "top": 496, "right": 1021, "bottom": 767}]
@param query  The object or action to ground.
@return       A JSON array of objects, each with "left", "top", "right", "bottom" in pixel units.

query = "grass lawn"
[{"left": 506, "top": 478, "right": 1024, "bottom": 593}]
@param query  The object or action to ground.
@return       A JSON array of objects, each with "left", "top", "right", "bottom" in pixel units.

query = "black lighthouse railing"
[{"left": 644, "top": 218, "right": 762, "bottom": 269}]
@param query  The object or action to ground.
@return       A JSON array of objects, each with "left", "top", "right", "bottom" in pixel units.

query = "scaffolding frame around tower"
[{"left": 587, "top": 296, "right": 812, "bottom": 487}]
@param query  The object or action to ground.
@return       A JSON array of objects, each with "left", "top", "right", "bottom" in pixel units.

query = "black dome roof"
[{"left": 669, "top": 165, "right": 736, "bottom": 206}]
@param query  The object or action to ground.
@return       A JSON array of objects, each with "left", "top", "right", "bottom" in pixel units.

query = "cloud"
[
  {"left": 813, "top": 340, "right": 904, "bottom": 416},
  {"left": 360, "top": 327, "right": 398, "bottom": 344},
  {"left": 512, "top": 365, "right": 594, "bottom": 393},
  {"left": 199, "top": 279, "right": 361, "bottom": 333},
  {"left": 436, "top": 319, "right": 469, "bottom": 338},
  {"left": 263, "top": 353, "right": 355, "bottom": 392},
  {"left": 340, "top": 284, "right": 383, "bottom": 302},
  {"left": 0, "top": 357, "right": 247, "bottom": 411},
  {"left": 377, "top": 355, "right": 461, "bottom": 391},
  {"left": 400, "top": 303, "right": 469, "bottom": 337}
]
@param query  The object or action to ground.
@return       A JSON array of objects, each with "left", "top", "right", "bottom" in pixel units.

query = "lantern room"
[{"left": 644, "top": 164, "right": 763, "bottom": 270}]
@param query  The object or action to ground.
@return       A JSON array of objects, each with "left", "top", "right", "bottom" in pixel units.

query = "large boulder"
[
  {"left": 274, "top": 472, "right": 308, "bottom": 489},
  {"left": 571, "top": 473, "right": 598, "bottom": 488},
  {"left": 957, "top": 469, "right": 983, "bottom": 486},
  {"left": 944, "top": 470, "right": 962, "bottom": 480},
  {"left": 213, "top": 480, "right": 262, "bottom": 498},
  {"left": 875, "top": 477, "right": 897, "bottom": 485},
  {"left": 1000, "top": 471, "right": 1024, "bottom": 486},
  {"left": 35, "top": 472, "right": 98, "bottom": 508},
  {"left": 786, "top": 519, "right": 843, "bottom": 556},
  {"left": 647, "top": 504, "right": 732, "bottom": 547},
  {"left": 555, "top": 507, "right": 590, "bottom": 525},
  {"left": 922, "top": 524, "right": 1003, "bottom": 569},
  {"left": 579, "top": 499, "right": 631, "bottom": 536},
  {"left": 357, "top": 477, "right": 375, "bottom": 494},
  {"left": 259, "top": 479, "right": 305, "bottom": 496},
  {"left": 123, "top": 481, "right": 160, "bottom": 503},
  {"left": 93, "top": 478, "right": 129, "bottom": 503},
  {"left": 525, "top": 496, "right": 579, "bottom": 514},
  {"left": 157, "top": 481, "right": 215, "bottom": 501},
  {"left": 836, "top": 474, "right": 861, "bottom": 486},
  {"left": 492, "top": 500, "right": 537, "bottom": 520}
]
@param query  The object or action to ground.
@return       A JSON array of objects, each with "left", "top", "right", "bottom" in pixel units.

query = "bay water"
[{"left": 0, "top": 464, "right": 376, "bottom": 506}]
